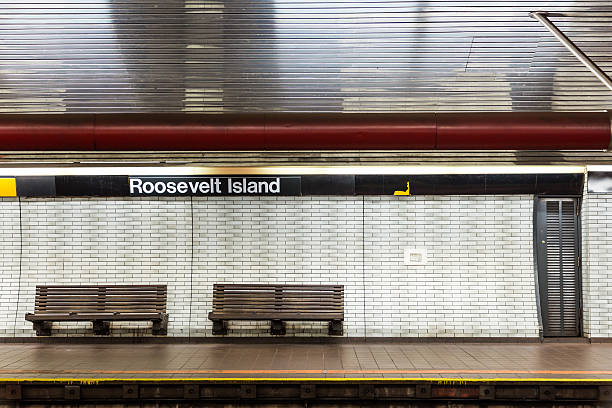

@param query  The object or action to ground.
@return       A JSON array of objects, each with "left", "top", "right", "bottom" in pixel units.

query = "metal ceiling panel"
[{"left": 0, "top": 1, "right": 611, "bottom": 113}]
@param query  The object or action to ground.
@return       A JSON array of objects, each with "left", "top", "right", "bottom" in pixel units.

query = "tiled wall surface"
[
  {"left": 0, "top": 198, "right": 20, "bottom": 336},
  {"left": 13, "top": 198, "right": 192, "bottom": 336},
  {"left": 190, "top": 197, "right": 364, "bottom": 336},
  {"left": 0, "top": 195, "right": 540, "bottom": 337},
  {"left": 364, "top": 196, "right": 537, "bottom": 337},
  {"left": 582, "top": 192, "right": 612, "bottom": 338}
]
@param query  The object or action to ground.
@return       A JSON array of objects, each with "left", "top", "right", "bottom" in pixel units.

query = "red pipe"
[
  {"left": 437, "top": 112, "right": 610, "bottom": 150},
  {"left": 0, "top": 112, "right": 608, "bottom": 151}
]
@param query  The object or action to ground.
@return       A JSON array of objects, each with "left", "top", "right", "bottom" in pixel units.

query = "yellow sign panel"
[{"left": 0, "top": 178, "right": 17, "bottom": 197}]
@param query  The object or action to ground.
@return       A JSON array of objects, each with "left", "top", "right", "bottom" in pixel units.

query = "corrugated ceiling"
[{"left": 1, "top": 0, "right": 611, "bottom": 113}]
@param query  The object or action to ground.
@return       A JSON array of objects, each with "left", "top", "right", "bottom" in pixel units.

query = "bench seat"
[
  {"left": 25, "top": 285, "right": 169, "bottom": 336},
  {"left": 208, "top": 284, "right": 344, "bottom": 335},
  {"left": 26, "top": 313, "right": 165, "bottom": 321}
]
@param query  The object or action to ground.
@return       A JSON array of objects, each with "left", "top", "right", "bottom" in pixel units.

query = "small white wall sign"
[{"left": 404, "top": 247, "right": 428, "bottom": 265}]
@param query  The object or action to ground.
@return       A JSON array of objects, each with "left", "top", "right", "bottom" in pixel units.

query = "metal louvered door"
[{"left": 536, "top": 198, "right": 581, "bottom": 337}]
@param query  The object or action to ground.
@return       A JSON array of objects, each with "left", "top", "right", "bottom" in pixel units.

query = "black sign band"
[{"left": 8, "top": 173, "right": 584, "bottom": 197}]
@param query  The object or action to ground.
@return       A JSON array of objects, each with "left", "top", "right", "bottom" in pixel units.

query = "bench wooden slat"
[
  {"left": 212, "top": 297, "right": 343, "bottom": 302},
  {"left": 213, "top": 292, "right": 341, "bottom": 295},
  {"left": 213, "top": 294, "right": 343, "bottom": 298},
  {"left": 214, "top": 285, "right": 340, "bottom": 287},
  {"left": 212, "top": 310, "right": 344, "bottom": 313},
  {"left": 36, "top": 289, "right": 166, "bottom": 292},
  {"left": 35, "top": 307, "right": 165, "bottom": 312},
  {"left": 36, "top": 285, "right": 165, "bottom": 288},
  {"left": 213, "top": 290, "right": 342, "bottom": 294},
  {"left": 34, "top": 292, "right": 165, "bottom": 295},
  {"left": 35, "top": 298, "right": 167, "bottom": 301},
  {"left": 214, "top": 286, "right": 341, "bottom": 290},
  {"left": 209, "top": 313, "right": 343, "bottom": 320},
  {"left": 26, "top": 313, "right": 164, "bottom": 321},
  {"left": 212, "top": 303, "right": 343, "bottom": 308},
  {"left": 214, "top": 302, "right": 342, "bottom": 308},
  {"left": 35, "top": 301, "right": 165, "bottom": 304}
]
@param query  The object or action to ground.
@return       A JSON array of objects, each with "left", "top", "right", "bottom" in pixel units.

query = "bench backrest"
[
  {"left": 211, "top": 284, "right": 344, "bottom": 316},
  {"left": 33, "top": 285, "right": 167, "bottom": 315}
]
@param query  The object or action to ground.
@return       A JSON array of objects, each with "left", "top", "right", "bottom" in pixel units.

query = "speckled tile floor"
[{"left": 0, "top": 342, "right": 611, "bottom": 380}]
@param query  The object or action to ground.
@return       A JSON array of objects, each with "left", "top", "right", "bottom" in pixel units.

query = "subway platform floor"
[{"left": 0, "top": 342, "right": 611, "bottom": 381}]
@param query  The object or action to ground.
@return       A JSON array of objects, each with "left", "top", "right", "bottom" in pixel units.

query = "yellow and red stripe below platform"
[{"left": 1, "top": 368, "right": 612, "bottom": 377}]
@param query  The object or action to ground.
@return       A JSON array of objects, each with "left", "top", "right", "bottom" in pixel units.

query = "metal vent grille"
[{"left": 539, "top": 199, "right": 580, "bottom": 337}]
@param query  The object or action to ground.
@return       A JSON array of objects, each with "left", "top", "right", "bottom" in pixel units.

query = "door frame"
[{"left": 533, "top": 195, "right": 583, "bottom": 338}]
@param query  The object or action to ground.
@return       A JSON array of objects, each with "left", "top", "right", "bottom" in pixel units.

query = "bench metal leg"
[
  {"left": 92, "top": 320, "right": 110, "bottom": 335},
  {"left": 328, "top": 320, "right": 343, "bottom": 336},
  {"left": 271, "top": 320, "right": 286, "bottom": 335},
  {"left": 212, "top": 320, "right": 228, "bottom": 335},
  {"left": 32, "top": 321, "right": 52, "bottom": 336},
  {"left": 152, "top": 314, "right": 168, "bottom": 335}
]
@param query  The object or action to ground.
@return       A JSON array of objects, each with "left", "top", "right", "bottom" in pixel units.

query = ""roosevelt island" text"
[{"left": 129, "top": 177, "right": 283, "bottom": 195}]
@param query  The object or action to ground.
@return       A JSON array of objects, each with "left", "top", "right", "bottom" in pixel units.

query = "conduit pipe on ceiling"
[
  {"left": 0, "top": 112, "right": 609, "bottom": 151},
  {"left": 530, "top": 11, "right": 612, "bottom": 93}
]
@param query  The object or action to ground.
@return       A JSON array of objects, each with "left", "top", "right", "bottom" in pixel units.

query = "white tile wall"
[
  {"left": 364, "top": 196, "right": 539, "bottom": 337},
  {"left": 582, "top": 182, "right": 592, "bottom": 337},
  {"left": 0, "top": 195, "right": 541, "bottom": 338},
  {"left": 190, "top": 197, "right": 364, "bottom": 336},
  {"left": 581, "top": 189, "right": 612, "bottom": 338},
  {"left": 13, "top": 197, "right": 191, "bottom": 336},
  {"left": 0, "top": 198, "right": 20, "bottom": 336}
]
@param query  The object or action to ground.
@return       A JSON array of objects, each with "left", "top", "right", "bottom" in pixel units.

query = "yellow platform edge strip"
[{"left": 1, "top": 377, "right": 612, "bottom": 384}]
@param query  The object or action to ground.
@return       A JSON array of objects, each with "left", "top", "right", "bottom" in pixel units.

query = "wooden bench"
[
  {"left": 25, "top": 285, "right": 169, "bottom": 336},
  {"left": 208, "top": 284, "right": 344, "bottom": 335}
]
